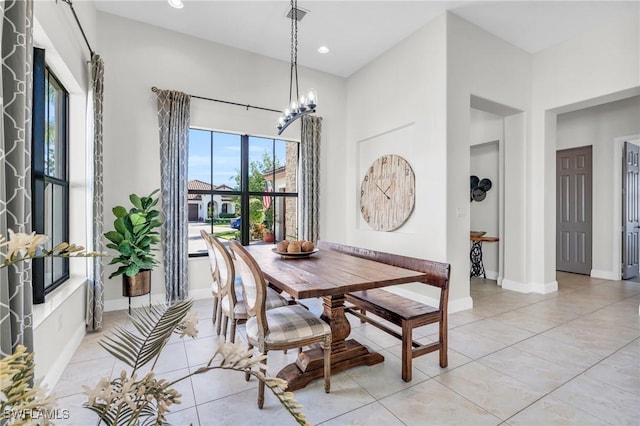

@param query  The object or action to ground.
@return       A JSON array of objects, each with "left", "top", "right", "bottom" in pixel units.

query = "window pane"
[
  {"left": 187, "top": 130, "right": 297, "bottom": 253},
  {"left": 187, "top": 130, "right": 241, "bottom": 255},
  {"left": 45, "top": 72, "right": 66, "bottom": 180},
  {"left": 188, "top": 129, "right": 211, "bottom": 185},
  {"left": 43, "top": 183, "right": 66, "bottom": 287}
]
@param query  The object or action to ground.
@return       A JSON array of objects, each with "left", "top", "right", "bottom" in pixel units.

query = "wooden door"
[
  {"left": 622, "top": 142, "right": 639, "bottom": 279},
  {"left": 556, "top": 146, "right": 592, "bottom": 274}
]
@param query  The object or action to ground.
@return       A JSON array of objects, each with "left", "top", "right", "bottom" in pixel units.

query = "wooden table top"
[
  {"left": 470, "top": 236, "right": 499, "bottom": 242},
  {"left": 244, "top": 244, "right": 429, "bottom": 299}
]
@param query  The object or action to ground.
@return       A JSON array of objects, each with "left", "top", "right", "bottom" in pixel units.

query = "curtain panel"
[
  {"left": 300, "top": 115, "right": 322, "bottom": 244},
  {"left": 0, "top": 0, "right": 34, "bottom": 356},
  {"left": 86, "top": 54, "right": 105, "bottom": 332},
  {"left": 156, "top": 90, "right": 190, "bottom": 305}
]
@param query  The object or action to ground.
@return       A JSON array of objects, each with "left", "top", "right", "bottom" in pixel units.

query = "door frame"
[{"left": 612, "top": 134, "right": 640, "bottom": 280}]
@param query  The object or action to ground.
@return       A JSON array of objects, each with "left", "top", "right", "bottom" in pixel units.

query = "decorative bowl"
[
  {"left": 470, "top": 231, "right": 486, "bottom": 238},
  {"left": 272, "top": 248, "right": 319, "bottom": 259}
]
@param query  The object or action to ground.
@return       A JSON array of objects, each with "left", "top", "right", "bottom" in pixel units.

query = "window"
[
  {"left": 187, "top": 129, "right": 299, "bottom": 255},
  {"left": 31, "top": 48, "right": 70, "bottom": 303}
]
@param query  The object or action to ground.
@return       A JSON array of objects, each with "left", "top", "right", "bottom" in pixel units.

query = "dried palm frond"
[
  {"left": 87, "top": 301, "right": 311, "bottom": 426},
  {"left": 98, "top": 300, "right": 193, "bottom": 373}
]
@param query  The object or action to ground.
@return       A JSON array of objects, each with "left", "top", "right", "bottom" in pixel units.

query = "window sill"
[{"left": 32, "top": 275, "right": 87, "bottom": 329}]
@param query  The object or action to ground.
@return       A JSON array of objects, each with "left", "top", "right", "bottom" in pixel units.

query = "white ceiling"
[{"left": 95, "top": 1, "right": 639, "bottom": 77}]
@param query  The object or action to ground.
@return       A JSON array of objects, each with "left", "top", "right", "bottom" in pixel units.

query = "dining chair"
[
  {"left": 200, "top": 229, "right": 224, "bottom": 332},
  {"left": 201, "top": 231, "right": 290, "bottom": 342},
  {"left": 229, "top": 240, "right": 332, "bottom": 408}
]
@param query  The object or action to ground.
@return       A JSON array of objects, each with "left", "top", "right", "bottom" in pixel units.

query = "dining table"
[{"left": 244, "top": 243, "right": 429, "bottom": 391}]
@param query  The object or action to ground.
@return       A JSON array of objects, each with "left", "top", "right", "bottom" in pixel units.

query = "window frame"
[
  {"left": 31, "top": 47, "right": 70, "bottom": 303},
  {"left": 187, "top": 129, "right": 299, "bottom": 256}
]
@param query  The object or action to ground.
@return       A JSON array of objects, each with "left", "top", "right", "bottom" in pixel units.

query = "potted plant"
[
  {"left": 263, "top": 207, "right": 275, "bottom": 243},
  {"left": 104, "top": 189, "right": 162, "bottom": 297}
]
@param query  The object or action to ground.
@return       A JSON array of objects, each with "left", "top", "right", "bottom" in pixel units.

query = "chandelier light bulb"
[
  {"left": 290, "top": 100, "right": 300, "bottom": 114},
  {"left": 306, "top": 88, "right": 317, "bottom": 109},
  {"left": 298, "top": 95, "right": 308, "bottom": 111},
  {"left": 284, "top": 108, "right": 292, "bottom": 120}
]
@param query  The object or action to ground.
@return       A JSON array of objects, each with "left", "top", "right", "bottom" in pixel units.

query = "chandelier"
[{"left": 276, "top": 0, "right": 317, "bottom": 135}]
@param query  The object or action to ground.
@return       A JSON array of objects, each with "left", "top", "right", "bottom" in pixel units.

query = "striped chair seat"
[{"left": 246, "top": 305, "right": 331, "bottom": 344}]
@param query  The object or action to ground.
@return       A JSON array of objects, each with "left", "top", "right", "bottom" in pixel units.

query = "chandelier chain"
[
  {"left": 277, "top": 0, "right": 316, "bottom": 135},
  {"left": 289, "top": 0, "right": 300, "bottom": 103}
]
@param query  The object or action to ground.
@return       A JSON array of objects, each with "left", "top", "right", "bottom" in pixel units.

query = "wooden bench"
[{"left": 317, "top": 241, "right": 450, "bottom": 382}]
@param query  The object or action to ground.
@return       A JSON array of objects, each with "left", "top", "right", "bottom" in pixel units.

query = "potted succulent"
[{"left": 104, "top": 189, "right": 162, "bottom": 297}]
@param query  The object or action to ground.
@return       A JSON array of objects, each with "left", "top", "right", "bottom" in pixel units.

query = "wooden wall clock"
[{"left": 360, "top": 154, "right": 415, "bottom": 231}]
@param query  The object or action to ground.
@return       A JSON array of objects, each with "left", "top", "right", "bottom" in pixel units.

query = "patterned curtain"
[
  {"left": 300, "top": 115, "right": 322, "bottom": 243},
  {"left": 86, "top": 54, "right": 105, "bottom": 332},
  {"left": 156, "top": 90, "right": 190, "bottom": 305},
  {"left": 0, "top": 0, "right": 34, "bottom": 357}
]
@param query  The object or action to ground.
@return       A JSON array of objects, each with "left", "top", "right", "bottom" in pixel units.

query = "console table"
[{"left": 470, "top": 235, "right": 499, "bottom": 278}]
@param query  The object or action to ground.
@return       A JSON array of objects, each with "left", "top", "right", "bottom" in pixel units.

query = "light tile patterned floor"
[{"left": 53, "top": 272, "right": 640, "bottom": 425}]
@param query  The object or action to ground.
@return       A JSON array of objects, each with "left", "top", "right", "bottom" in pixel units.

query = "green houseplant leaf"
[{"left": 104, "top": 189, "right": 163, "bottom": 279}]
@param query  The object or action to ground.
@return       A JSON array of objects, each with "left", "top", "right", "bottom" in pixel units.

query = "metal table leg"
[{"left": 470, "top": 240, "right": 486, "bottom": 278}]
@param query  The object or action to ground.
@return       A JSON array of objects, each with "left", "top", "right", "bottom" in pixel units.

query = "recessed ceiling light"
[
  {"left": 168, "top": 0, "right": 184, "bottom": 9},
  {"left": 318, "top": 46, "right": 330, "bottom": 54}
]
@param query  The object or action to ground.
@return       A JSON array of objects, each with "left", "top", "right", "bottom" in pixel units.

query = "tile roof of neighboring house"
[
  {"left": 262, "top": 166, "right": 286, "bottom": 179},
  {"left": 188, "top": 180, "right": 214, "bottom": 191},
  {"left": 188, "top": 180, "right": 235, "bottom": 201}
]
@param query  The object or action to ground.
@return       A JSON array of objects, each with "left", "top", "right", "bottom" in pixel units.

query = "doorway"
[
  {"left": 556, "top": 146, "right": 593, "bottom": 274},
  {"left": 622, "top": 141, "right": 639, "bottom": 279}
]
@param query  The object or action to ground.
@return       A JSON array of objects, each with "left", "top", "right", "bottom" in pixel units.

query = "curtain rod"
[
  {"left": 61, "top": 0, "right": 94, "bottom": 57},
  {"left": 150, "top": 86, "right": 282, "bottom": 114}
]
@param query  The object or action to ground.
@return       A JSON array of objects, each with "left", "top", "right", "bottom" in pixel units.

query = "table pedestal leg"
[{"left": 276, "top": 294, "right": 384, "bottom": 391}]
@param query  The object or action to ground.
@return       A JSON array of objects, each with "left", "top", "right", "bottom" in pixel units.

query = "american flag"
[{"left": 262, "top": 181, "right": 272, "bottom": 211}]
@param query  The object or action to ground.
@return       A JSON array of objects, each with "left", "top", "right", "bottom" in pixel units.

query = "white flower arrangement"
[
  {"left": 0, "top": 230, "right": 101, "bottom": 269},
  {"left": 84, "top": 301, "right": 310, "bottom": 425},
  {"left": 0, "top": 230, "right": 98, "bottom": 425},
  {"left": 0, "top": 232, "right": 309, "bottom": 425}
]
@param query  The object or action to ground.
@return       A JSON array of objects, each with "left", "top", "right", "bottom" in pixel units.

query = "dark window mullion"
[
  {"left": 31, "top": 48, "right": 70, "bottom": 303},
  {"left": 240, "top": 134, "right": 250, "bottom": 245}
]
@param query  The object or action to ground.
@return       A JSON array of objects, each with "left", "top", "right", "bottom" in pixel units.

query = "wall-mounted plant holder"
[{"left": 470, "top": 175, "right": 492, "bottom": 202}]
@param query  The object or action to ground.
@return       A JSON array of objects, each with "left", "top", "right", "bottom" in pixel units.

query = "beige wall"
[
  {"left": 346, "top": 15, "right": 451, "bottom": 308},
  {"left": 530, "top": 13, "right": 640, "bottom": 287},
  {"left": 97, "top": 12, "right": 347, "bottom": 309}
]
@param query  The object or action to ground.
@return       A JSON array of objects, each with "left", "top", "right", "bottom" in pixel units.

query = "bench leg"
[
  {"left": 401, "top": 321, "right": 412, "bottom": 382},
  {"left": 439, "top": 315, "right": 448, "bottom": 368}
]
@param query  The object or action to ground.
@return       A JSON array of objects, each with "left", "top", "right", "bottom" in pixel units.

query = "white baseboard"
[
  {"left": 448, "top": 296, "right": 474, "bottom": 313},
  {"left": 104, "top": 289, "right": 212, "bottom": 312},
  {"left": 189, "top": 288, "right": 213, "bottom": 300},
  {"left": 501, "top": 278, "right": 558, "bottom": 294},
  {"left": 591, "top": 269, "right": 620, "bottom": 281},
  {"left": 484, "top": 270, "right": 499, "bottom": 280},
  {"left": 501, "top": 278, "right": 530, "bottom": 293},
  {"left": 41, "top": 321, "right": 85, "bottom": 393},
  {"left": 531, "top": 280, "right": 558, "bottom": 294},
  {"left": 104, "top": 293, "right": 165, "bottom": 312}
]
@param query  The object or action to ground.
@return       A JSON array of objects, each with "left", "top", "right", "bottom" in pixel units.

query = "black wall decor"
[{"left": 470, "top": 175, "right": 492, "bottom": 202}]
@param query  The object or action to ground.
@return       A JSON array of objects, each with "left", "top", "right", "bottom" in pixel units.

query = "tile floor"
[{"left": 54, "top": 272, "right": 640, "bottom": 425}]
